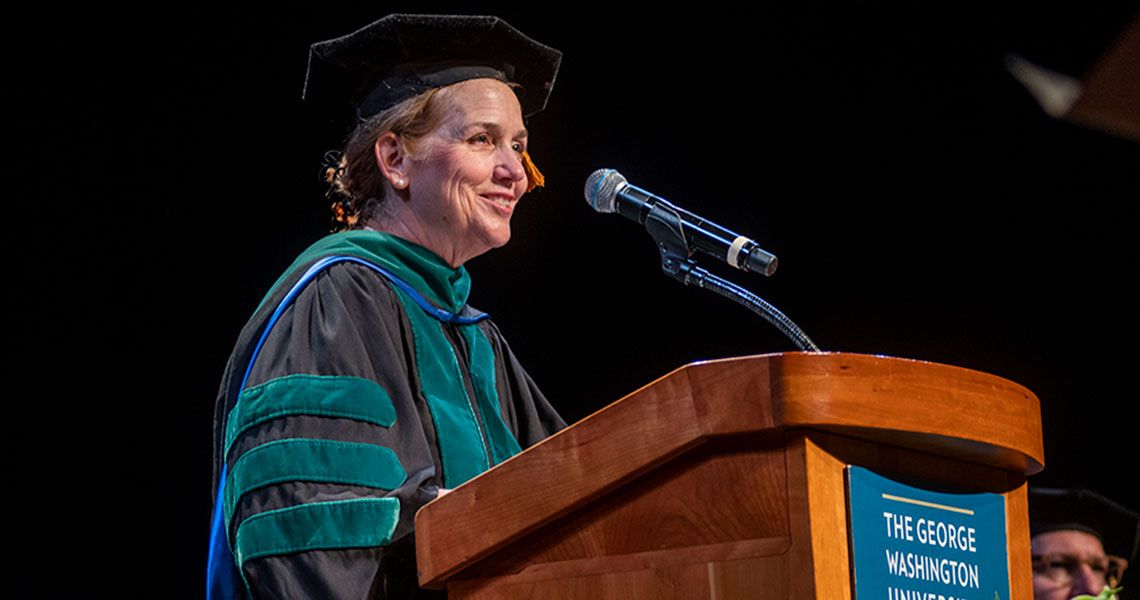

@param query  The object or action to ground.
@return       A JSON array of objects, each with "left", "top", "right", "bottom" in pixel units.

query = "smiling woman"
[
  {"left": 371, "top": 78, "right": 531, "bottom": 267},
  {"left": 206, "top": 15, "right": 566, "bottom": 600}
]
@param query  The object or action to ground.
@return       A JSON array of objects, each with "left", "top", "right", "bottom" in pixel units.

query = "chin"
[{"left": 483, "top": 228, "right": 512, "bottom": 250}]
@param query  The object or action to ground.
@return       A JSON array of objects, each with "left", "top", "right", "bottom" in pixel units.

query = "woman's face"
[{"left": 403, "top": 78, "right": 529, "bottom": 266}]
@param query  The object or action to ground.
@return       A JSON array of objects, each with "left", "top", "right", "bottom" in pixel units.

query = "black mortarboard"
[
  {"left": 302, "top": 14, "right": 561, "bottom": 129},
  {"left": 1029, "top": 487, "right": 1140, "bottom": 562}
]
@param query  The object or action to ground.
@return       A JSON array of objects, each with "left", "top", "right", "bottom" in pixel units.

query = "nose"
[
  {"left": 1069, "top": 562, "right": 1105, "bottom": 596},
  {"left": 494, "top": 147, "right": 526, "bottom": 185}
]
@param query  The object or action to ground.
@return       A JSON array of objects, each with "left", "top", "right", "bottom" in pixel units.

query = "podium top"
[{"left": 691, "top": 352, "right": 1043, "bottom": 472}]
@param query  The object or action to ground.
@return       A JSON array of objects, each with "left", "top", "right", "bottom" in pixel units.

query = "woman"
[{"left": 207, "top": 15, "right": 566, "bottom": 599}]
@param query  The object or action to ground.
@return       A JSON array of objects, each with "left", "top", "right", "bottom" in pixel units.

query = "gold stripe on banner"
[{"left": 881, "top": 493, "right": 975, "bottom": 515}]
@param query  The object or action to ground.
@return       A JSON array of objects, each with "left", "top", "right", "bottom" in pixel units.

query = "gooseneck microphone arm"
[
  {"left": 586, "top": 168, "right": 820, "bottom": 352},
  {"left": 674, "top": 261, "right": 820, "bottom": 352},
  {"left": 651, "top": 216, "right": 820, "bottom": 352}
]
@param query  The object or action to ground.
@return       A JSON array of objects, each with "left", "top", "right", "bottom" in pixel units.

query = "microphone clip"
[{"left": 644, "top": 202, "right": 697, "bottom": 284}]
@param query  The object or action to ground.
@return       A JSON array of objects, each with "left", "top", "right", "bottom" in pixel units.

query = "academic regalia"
[
  {"left": 207, "top": 14, "right": 564, "bottom": 598},
  {"left": 207, "top": 230, "right": 566, "bottom": 598}
]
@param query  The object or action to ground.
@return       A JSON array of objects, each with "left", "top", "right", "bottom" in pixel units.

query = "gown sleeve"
[{"left": 221, "top": 261, "right": 448, "bottom": 599}]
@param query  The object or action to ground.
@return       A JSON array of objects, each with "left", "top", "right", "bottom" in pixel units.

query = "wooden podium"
[{"left": 415, "top": 353, "right": 1044, "bottom": 599}]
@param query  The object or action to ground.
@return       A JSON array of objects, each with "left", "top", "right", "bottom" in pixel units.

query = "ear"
[{"left": 374, "top": 132, "right": 410, "bottom": 190}]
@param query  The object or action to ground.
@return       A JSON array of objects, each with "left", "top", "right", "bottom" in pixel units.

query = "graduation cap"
[
  {"left": 302, "top": 14, "right": 562, "bottom": 130},
  {"left": 1029, "top": 487, "right": 1140, "bottom": 563}
]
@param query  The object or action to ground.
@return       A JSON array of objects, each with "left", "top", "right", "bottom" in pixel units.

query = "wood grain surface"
[
  {"left": 452, "top": 434, "right": 790, "bottom": 581},
  {"left": 449, "top": 553, "right": 791, "bottom": 600},
  {"left": 767, "top": 353, "right": 1044, "bottom": 473}
]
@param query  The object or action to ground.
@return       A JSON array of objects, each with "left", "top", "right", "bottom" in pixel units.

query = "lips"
[{"left": 479, "top": 192, "right": 517, "bottom": 213}]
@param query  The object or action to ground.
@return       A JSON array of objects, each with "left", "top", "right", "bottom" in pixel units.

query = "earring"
[{"left": 394, "top": 178, "right": 406, "bottom": 189}]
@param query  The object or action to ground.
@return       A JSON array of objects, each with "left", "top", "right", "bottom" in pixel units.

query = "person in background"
[
  {"left": 207, "top": 14, "right": 566, "bottom": 599},
  {"left": 1030, "top": 487, "right": 1138, "bottom": 599}
]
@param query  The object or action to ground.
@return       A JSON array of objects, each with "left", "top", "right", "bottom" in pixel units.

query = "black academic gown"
[{"left": 207, "top": 230, "right": 565, "bottom": 599}]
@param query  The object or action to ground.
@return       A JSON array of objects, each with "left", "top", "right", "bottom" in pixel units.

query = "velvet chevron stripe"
[
  {"left": 224, "top": 438, "right": 407, "bottom": 528},
  {"left": 224, "top": 374, "right": 397, "bottom": 456},
  {"left": 233, "top": 497, "right": 400, "bottom": 566}
]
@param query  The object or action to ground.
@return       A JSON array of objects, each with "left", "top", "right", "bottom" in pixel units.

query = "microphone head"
[{"left": 584, "top": 168, "right": 627, "bottom": 213}]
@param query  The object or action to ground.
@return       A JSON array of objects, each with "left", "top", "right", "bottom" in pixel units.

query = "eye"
[
  {"left": 1053, "top": 557, "right": 1080, "bottom": 573},
  {"left": 470, "top": 133, "right": 493, "bottom": 146},
  {"left": 511, "top": 141, "right": 526, "bottom": 154}
]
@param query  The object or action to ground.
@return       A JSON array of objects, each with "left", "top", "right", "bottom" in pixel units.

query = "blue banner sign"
[{"left": 847, "top": 466, "right": 1010, "bottom": 600}]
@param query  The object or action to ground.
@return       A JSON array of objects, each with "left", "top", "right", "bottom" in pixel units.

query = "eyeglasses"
[{"left": 1032, "top": 553, "right": 1129, "bottom": 587}]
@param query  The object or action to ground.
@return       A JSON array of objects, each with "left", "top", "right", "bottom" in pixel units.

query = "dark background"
[{"left": 14, "top": 3, "right": 1138, "bottom": 595}]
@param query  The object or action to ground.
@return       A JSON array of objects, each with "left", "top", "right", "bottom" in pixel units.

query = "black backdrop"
[{"left": 15, "top": 4, "right": 1138, "bottom": 595}]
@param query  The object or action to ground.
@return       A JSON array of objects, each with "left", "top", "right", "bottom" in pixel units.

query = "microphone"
[{"left": 584, "top": 169, "right": 778, "bottom": 276}]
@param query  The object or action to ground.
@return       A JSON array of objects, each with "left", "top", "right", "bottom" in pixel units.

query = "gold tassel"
[{"left": 521, "top": 150, "right": 545, "bottom": 192}]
